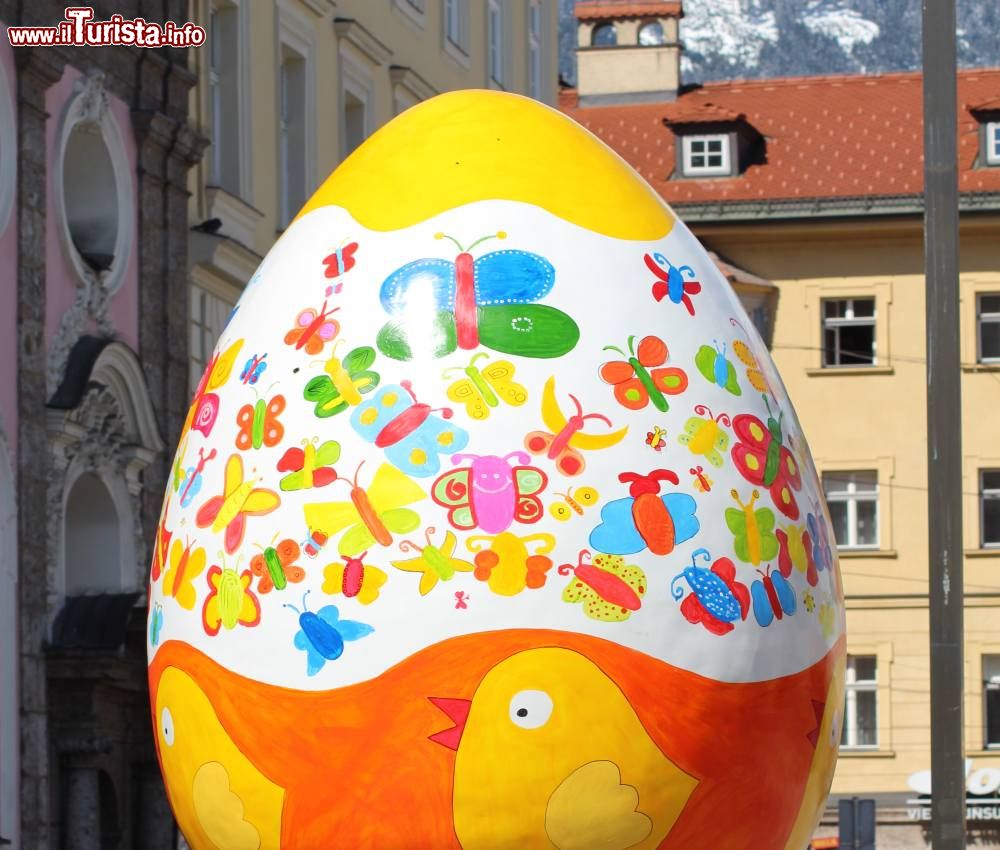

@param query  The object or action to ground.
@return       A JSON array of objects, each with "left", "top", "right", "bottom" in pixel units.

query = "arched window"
[
  {"left": 638, "top": 21, "right": 665, "bottom": 46},
  {"left": 591, "top": 23, "right": 617, "bottom": 46},
  {"left": 64, "top": 473, "right": 121, "bottom": 595}
]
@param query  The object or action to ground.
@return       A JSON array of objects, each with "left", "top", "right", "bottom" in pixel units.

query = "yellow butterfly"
[
  {"left": 304, "top": 462, "right": 426, "bottom": 557},
  {"left": 323, "top": 551, "right": 388, "bottom": 605},
  {"left": 392, "top": 527, "right": 475, "bottom": 595},
  {"left": 549, "top": 486, "right": 600, "bottom": 521},
  {"left": 162, "top": 538, "right": 207, "bottom": 611},
  {"left": 443, "top": 352, "right": 527, "bottom": 420}
]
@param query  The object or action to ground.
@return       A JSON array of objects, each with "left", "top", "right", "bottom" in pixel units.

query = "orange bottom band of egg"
[{"left": 149, "top": 631, "right": 842, "bottom": 850}]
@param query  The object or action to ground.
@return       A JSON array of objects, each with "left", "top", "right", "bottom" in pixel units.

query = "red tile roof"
[
  {"left": 575, "top": 1, "right": 682, "bottom": 21},
  {"left": 560, "top": 69, "right": 1000, "bottom": 208}
]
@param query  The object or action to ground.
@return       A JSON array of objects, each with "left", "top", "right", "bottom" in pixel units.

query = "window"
[
  {"left": 987, "top": 122, "right": 1000, "bottom": 166},
  {"left": 444, "top": 0, "right": 467, "bottom": 51},
  {"left": 528, "top": 1, "right": 542, "bottom": 100},
  {"left": 822, "top": 298, "right": 876, "bottom": 367},
  {"left": 638, "top": 21, "right": 665, "bottom": 45},
  {"left": 488, "top": 0, "right": 504, "bottom": 86},
  {"left": 978, "top": 293, "right": 1000, "bottom": 363},
  {"left": 842, "top": 655, "right": 878, "bottom": 748},
  {"left": 344, "top": 90, "right": 367, "bottom": 157},
  {"left": 591, "top": 23, "right": 616, "bottom": 46},
  {"left": 189, "top": 285, "right": 237, "bottom": 393},
  {"left": 208, "top": 3, "right": 241, "bottom": 195},
  {"left": 981, "top": 470, "right": 1000, "bottom": 548},
  {"left": 823, "top": 471, "right": 878, "bottom": 549},
  {"left": 64, "top": 473, "right": 121, "bottom": 595},
  {"left": 406, "top": 0, "right": 424, "bottom": 9},
  {"left": 681, "top": 134, "right": 731, "bottom": 177},
  {"left": 986, "top": 656, "right": 1000, "bottom": 749},
  {"left": 278, "top": 46, "right": 307, "bottom": 227},
  {"left": 55, "top": 70, "right": 134, "bottom": 295}
]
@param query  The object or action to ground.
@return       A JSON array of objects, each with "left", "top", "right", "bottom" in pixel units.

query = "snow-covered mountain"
[{"left": 558, "top": 0, "right": 1000, "bottom": 86}]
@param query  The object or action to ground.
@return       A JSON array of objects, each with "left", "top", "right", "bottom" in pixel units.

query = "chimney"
[{"left": 574, "top": 1, "right": 683, "bottom": 106}]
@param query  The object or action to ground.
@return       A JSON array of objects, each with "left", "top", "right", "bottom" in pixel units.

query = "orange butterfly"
[
  {"left": 284, "top": 294, "right": 340, "bottom": 356},
  {"left": 236, "top": 393, "right": 285, "bottom": 451},
  {"left": 600, "top": 335, "right": 688, "bottom": 413},
  {"left": 250, "top": 537, "right": 306, "bottom": 594},
  {"left": 730, "top": 318, "right": 771, "bottom": 395},
  {"left": 196, "top": 454, "right": 281, "bottom": 554}
]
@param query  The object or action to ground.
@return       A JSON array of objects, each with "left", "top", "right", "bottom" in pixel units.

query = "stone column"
[
  {"left": 14, "top": 45, "right": 65, "bottom": 850},
  {"left": 132, "top": 53, "right": 205, "bottom": 556},
  {"left": 64, "top": 767, "right": 100, "bottom": 850}
]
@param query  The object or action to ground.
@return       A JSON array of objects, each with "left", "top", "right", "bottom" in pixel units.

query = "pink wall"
[
  {"left": 44, "top": 66, "right": 139, "bottom": 361},
  {"left": 0, "top": 26, "right": 17, "bottom": 457}
]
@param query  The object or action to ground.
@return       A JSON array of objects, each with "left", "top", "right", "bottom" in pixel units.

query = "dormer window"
[
  {"left": 987, "top": 121, "right": 1000, "bottom": 166},
  {"left": 681, "top": 134, "right": 731, "bottom": 177}
]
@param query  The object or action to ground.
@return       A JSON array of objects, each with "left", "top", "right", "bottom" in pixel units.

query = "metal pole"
[{"left": 922, "top": 1, "right": 965, "bottom": 848}]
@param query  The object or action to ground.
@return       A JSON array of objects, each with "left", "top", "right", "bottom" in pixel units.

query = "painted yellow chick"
[
  {"left": 432, "top": 647, "right": 698, "bottom": 850},
  {"left": 154, "top": 667, "right": 284, "bottom": 850}
]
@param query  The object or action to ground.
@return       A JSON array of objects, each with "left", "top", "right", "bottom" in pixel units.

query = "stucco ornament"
[{"left": 148, "top": 91, "right": 845, "bottom": 850}]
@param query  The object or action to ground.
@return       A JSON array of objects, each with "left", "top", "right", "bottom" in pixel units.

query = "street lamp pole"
[{"left": 922, "top": 1, "right": 965, "bottom": 848}]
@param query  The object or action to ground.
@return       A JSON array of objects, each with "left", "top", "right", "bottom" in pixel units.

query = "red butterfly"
[
  {"left": 643, "top": 252, "right": 702, "bottom": 316},
  {"left": 284, "top": 294, "right": 340, "bottom": 356},
  {"left": 323, "top": 242, "right": 359, "bottom": 279},
  {"left": 730, "top": 398, "right": 802, "bottom": 520}
]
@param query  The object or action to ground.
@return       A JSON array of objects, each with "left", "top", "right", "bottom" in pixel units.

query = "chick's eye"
[
  {"left": 161, "top": 707, "right": 175, "bottom": 747},
  {"left": 509, "top": 690, "right": 553, "bottom": 729}
]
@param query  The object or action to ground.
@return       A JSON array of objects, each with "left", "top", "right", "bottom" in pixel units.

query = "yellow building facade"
[
  {"left": 185, "top": 0, "right": 558, "bottom": 391},
  {"left": 560, "top": 1, "right": 1000, "bottom": 844}
]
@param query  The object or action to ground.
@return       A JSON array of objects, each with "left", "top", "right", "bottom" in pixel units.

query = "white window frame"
[
  {"left": 823, "top": 470, "right": 879, "bottom": 550},
  {"left": 986, "top": 655, "right": 1000, "bottom": 749},
  {"left": 488, "top": 0, "right": 504, "bottom": 87},
  {"left": 977, "top": 293, "right": 1000, "bottom": 364},
  {"left": 681, "top": 134, "right": 731, "bottom": 177},
  {"left": 53, "top": 71, "right": 135, "bottom": 296},
  {"left": 340, "top": 48, "right": 375, "bottom": 160},
  {"left": 842, "top": 655, "right": 878, "bottom": 750},
  {"left": 444, "top": 0, "right": 468, "bottom": 53},
  {"left": 528, "top": 0, "right": 543, "bottom": 101},
  {"left": 207, "top": 0, "right": 248, "bottom": 197},
  {"left": 981, "top": 469, "right": 1000, "bottom": 549},
  {"left": 822, "top": 297, "right": 877, "bottom": 367},
  {"left": 394, "top": 0, "right": 425, "bottom": 26},
  {"left": 987, "top": 121, "right": 1000, "bottom": 166},
  {"left": 276, "top": 5, "right": 315, "bottom": 230}
]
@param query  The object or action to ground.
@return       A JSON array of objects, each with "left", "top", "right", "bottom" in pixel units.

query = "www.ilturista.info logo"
[{"left": 7, "top": 7, "right": 206, "bottom": 48}]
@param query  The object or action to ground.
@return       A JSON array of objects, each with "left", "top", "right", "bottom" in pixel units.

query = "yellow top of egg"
[{"left": 296, "top": 89, "right": 675, "bottom": 241}]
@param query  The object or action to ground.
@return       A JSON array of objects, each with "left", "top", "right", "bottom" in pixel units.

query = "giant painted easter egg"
[{"left": 149, "top": 90, "right": 844, "bottom": 850}]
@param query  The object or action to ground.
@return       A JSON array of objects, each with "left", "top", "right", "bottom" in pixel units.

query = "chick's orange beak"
[{"left": 428, "top": 697, "right": 472, "bottom": 751}]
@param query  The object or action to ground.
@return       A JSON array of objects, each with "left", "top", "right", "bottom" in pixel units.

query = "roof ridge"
[{"left": 693, "top": 67, "right": 1000, "bottom": 90}]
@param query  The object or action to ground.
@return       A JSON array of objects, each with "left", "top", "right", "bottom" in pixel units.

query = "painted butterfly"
[
  {"left": 376, "top": 231, "right": 579, "bottom": 361},
  {"left": 351, "top": 382, "right": 469, "bottom": 478}
]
